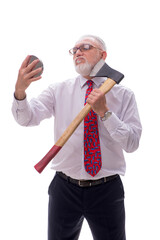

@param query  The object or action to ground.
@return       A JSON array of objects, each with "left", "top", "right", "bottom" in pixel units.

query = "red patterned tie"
[{"left": 84, "top": 80, "right": 102, "bottom": 177}]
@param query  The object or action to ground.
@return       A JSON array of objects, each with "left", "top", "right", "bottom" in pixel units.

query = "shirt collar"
[{"left": 79, "top": 75, "right": 107, "bottom": 88}]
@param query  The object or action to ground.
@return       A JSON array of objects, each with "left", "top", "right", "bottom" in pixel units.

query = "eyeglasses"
[{"left": 69, "top": 44, "right": 102, "bottom": 55}]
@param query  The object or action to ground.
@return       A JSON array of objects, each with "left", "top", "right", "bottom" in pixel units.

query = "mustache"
[{"left": 74, "top": 56, "right": 86, "bottom": 65}]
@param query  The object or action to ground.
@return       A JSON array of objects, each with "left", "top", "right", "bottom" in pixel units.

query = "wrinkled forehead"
[{"left": 75, "top": 37, "right": 99, "bottom": 48}]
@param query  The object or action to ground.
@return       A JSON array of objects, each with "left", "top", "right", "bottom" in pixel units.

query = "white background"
[{"left": 0, "top": 0, "right": 160, "bottom": 239}]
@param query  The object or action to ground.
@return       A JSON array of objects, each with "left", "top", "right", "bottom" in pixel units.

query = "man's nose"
[{"left": 75, "top": 48, "right": 83, "bottom": 56}]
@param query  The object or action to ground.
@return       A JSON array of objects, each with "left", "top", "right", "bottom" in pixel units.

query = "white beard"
[{"left": 74, "top": 60, "right": 93, "bottom": 76}]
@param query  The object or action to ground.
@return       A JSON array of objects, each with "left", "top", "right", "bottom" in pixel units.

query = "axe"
[{"left": 34, "top": 60, "right": 124, "bottom": 173}]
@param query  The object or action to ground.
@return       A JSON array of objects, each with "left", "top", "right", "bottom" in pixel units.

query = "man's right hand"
[{"left": 14, "top": 55, "right": 43, "bottom": 100}]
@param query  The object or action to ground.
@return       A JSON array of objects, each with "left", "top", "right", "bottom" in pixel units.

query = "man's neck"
[{"left": 83, "top": 75, "right": 92, "bottom": 80}]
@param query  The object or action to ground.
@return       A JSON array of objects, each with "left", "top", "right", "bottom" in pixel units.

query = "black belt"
[{"left": 57, "top": 172, "right": 118, "bottom": 187}]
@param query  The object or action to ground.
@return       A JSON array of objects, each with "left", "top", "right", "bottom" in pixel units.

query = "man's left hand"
[{"left": 86, "top": 89, "right": 109, "bottom": 117}]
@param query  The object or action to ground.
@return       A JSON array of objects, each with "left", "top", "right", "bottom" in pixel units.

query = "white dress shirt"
[{"left": 12, "top": 75, "right": 142, "bottom": 180}]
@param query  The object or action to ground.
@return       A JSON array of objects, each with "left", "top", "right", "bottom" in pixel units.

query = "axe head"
[{"left": 90, "top": 59, "right": 124, "bottom": 84}]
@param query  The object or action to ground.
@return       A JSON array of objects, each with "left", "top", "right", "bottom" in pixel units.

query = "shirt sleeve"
[
  {"left": 103, "top": 91, "right": 142, "bottom": 153},
  {"left": 11, "top": 85, "right": 55, "bottom": 126}
]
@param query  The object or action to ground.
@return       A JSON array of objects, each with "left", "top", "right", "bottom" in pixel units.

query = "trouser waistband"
[{"left": 57, "top": 172, "right": 118, "bottom": 187}]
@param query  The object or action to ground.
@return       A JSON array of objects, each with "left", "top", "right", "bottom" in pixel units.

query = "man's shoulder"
[
  {"left": 50, "top": 76, "right": 79, "bottom": 88},
  {"left": 47, "top": 76, "right": 80, "bottom": 95},
  {"left": 108, "top": 84, "right": 135, "bottom": 102},
  {"left": 112, "top": 84, "right": 134, "bottom": 95}
]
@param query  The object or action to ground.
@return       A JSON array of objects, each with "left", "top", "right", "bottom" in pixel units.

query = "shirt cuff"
[
  {"left": 13, "top": 93, "right": 28, "bottom": 110},
  {"left": 102, "top": 112, "right": 122, "bottom": 134}
]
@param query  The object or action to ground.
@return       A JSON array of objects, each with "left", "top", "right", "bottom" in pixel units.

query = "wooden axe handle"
[{"left": 34, "top": 78, "right": 115, "bottom": 173}]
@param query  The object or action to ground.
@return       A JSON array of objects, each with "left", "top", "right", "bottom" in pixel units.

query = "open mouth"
[{"left": 75, "top": 57, "right": 86, "bottom": 65}]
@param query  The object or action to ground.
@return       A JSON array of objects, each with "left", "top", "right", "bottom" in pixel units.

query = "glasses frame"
[{"left": 69, "top": 43, "right": 103, "bottom": 55}]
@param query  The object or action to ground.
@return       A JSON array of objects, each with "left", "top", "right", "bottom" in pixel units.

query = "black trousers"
[{"left": 48, "top": 173, "right": 126, "bottom": 240}]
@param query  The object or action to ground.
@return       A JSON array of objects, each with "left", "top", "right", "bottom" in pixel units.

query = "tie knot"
[{"left": 86, "top": 80, "right": 93, "bottom": 87}]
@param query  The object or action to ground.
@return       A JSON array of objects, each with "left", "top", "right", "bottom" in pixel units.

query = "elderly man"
[{"left": 12, "top": 35, "right": 142, "bottom": 240}]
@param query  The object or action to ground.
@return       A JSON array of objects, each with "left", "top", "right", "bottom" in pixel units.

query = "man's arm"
[
  {"left": 12, "top": 55, "right": 51, "bottom": 126},
  {"left": 87, "top": 88, "right": 142, "bottom": 153}
]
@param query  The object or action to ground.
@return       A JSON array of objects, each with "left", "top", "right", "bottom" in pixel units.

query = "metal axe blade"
[{"left": 90, "top": 59, "right": 124, "bottom": 84}]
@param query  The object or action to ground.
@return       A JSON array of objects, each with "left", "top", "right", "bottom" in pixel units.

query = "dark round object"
[{"left": 28, "top": 55, "right": 44, "bottom": 77}]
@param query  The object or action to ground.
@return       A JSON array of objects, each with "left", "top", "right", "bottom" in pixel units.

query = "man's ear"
[{"left": 102, "top": 51, "right": 107, "bottom": 60}]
